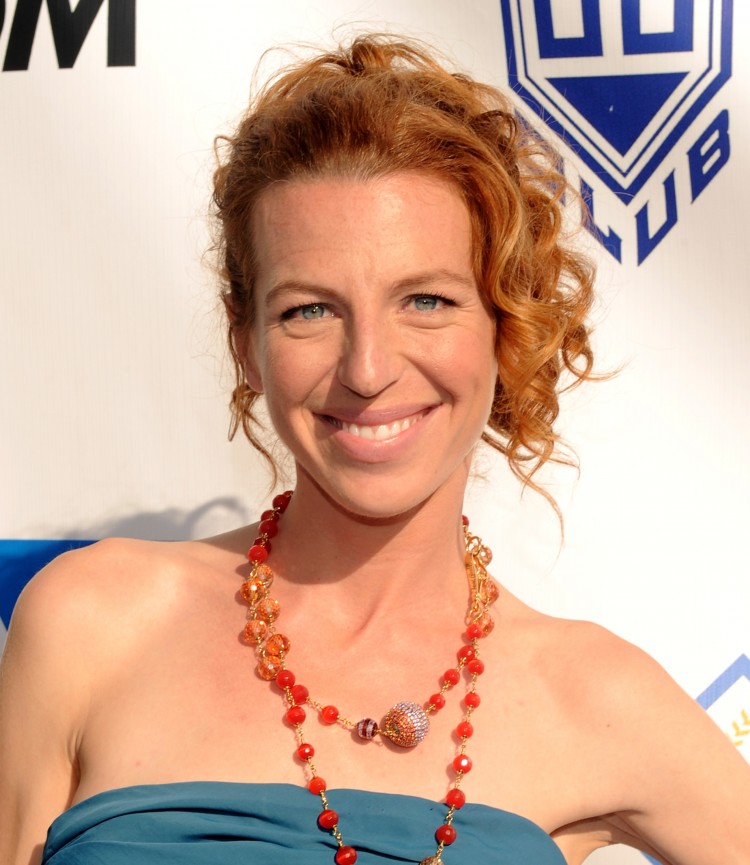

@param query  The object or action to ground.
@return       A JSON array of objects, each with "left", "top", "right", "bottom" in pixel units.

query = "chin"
[{"left": 296, "top": 462, "right": 468, "bottom": 525}]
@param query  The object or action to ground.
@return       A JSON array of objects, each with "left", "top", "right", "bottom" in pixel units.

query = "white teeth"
[{"left": 334, "top": 411, "right": 426, "bottom": 441}]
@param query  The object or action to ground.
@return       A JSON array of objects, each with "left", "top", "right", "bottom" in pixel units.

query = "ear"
[{"left": 233, "top": 325, "right": 264, "bottom": 394}]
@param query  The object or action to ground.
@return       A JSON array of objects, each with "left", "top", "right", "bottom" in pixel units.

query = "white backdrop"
[{"left": 1, "top": 3, "right": 748, "bottom": 863}]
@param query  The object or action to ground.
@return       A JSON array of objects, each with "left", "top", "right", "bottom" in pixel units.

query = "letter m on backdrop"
[{"left": 2, "top": 0, "right": 135, "bottom": 70}]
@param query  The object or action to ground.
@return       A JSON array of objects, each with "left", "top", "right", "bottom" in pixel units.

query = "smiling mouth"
[{"left": 323, "top": 410, "right": 430, "bottom": 441}]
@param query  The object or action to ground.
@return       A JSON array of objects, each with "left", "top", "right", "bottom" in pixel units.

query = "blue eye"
[
  {"left": 282, "top": 303, "right": 328, "bottom": 321},
  {"left": 412, "top": 295, "right": 446, "bottom": 311},
  {"left": 299, "top": 303, "right": 326, "bottom": 319}
]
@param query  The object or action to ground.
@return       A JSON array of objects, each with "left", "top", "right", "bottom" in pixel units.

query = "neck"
[{"left": 266, "top": 468, "right": 469, "bottom": 621}]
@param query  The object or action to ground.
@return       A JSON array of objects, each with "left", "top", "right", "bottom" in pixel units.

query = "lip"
[
  {"left": 323, "top": 408, "right": 431, "bottom": 442},
  {"left": 318, "top": 404, "right": 437, "bottom": 426},
  {"left": 315, "top": 405, "right": 437, "bottom": 458}
]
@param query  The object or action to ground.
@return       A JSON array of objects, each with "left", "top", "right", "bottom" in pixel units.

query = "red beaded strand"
[
  {"left": 273, "top": 667, "right": 358, "bottom": 862},
  {"left": 240, "top": 494, "right": 497, "bottom": 865},
  {"left": 418, "top": 618, "right": 487, "bottom": 865}
]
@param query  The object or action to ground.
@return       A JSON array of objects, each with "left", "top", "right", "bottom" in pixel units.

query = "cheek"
[
  {"left": 456, "top": 324, "right": 497, "bottom": 388},
  {"left": 468, "top": 333, "right": 499, "bottom": 419},
  {"left": 260, "top": 339, "right": 328, "bottom": 410}
]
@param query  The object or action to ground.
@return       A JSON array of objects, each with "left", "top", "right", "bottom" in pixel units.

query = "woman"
[{"left": 1, "top": 34, "right": 748, "bottom": 865}]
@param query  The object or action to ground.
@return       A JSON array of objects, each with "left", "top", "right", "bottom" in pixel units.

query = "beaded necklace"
[{"left": 241, "top": 491, "right": 498, "bottom": 865}]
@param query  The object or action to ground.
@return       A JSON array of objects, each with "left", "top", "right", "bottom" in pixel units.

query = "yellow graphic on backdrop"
[{"left": 730, "top": 709, "right": 750, "bottom": 747}]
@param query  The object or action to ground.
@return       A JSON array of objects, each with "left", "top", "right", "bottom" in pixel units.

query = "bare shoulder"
[
  {"left": 499, "top": 591, "right": 682, "bottom": 719},
  {"left": 506, "top": 599, "right": 725, "bottom": 761},
  {"left": 3, "top": 529, "right": 252, "bottom": 717},
  {"left": 5, "top": 539, "right": 164, "bottom": 677},
  {"left": 0, "top": 533, "right": 248, "bottom": 865},
  {"left": 12, "top": 532, "right": 245, "bottom": 632},
  {"left": 13, "top": 537, "right": 179, "bottom": 615},
  {"left": 5, "top": 525, "right": 254, "bottom": 698},
  {"left": 1, "top": 536, "right": 213, "bottom": 741},
  {"left": 498, "top": 594, "right": 750, "bottom": 863}
]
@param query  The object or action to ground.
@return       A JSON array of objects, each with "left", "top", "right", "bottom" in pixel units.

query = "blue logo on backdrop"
[
  {"left": 500, "top": 0, "right": 733, "bottom": 264},
  {"left": 0, "top": 540, "right": 95, "bottom": 630}
]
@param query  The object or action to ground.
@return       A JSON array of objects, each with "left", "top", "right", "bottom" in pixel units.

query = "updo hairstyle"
[{"left": 212, "top": 34, "right": 595, "bottom": 496}]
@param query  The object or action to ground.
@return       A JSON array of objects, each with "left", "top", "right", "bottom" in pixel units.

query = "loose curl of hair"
[{"left": 212, "top": 34, "right": 595, "bottom": 502}]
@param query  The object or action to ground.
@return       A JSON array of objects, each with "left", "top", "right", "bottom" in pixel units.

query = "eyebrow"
[
  {"left": 396, "top": 269, "right": 476, "bottom": 292},
  {"left": 264, "top": 269, "right": 476, "bottom": 306}
]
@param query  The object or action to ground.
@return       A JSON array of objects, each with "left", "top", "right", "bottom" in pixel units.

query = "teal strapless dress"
[{"left": 42, "top": 782, "right": 566, "bottom": 864}]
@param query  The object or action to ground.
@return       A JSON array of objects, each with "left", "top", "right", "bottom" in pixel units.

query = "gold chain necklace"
[{"left": 240, "top": 491, "right": 498, "bottom": 865}]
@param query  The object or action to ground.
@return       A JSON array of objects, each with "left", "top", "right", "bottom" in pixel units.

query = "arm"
[
  {"left": 0, "top": 551, "right": 96, "bottom": 865},
  {"left": 535, "top": 617, "right": 749, "bottom": 864},
  {"left": 618, "top": 653, "right": 750, "bottom": 865},
  {"left": 593, "top": 638, "right": 750, "bottom": 864}
]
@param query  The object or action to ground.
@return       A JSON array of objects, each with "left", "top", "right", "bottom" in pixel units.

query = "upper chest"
[{"left": 74, "top": 594, "right": 629, "bottom": 837}]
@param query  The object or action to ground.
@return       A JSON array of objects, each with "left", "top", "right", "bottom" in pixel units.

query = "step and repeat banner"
[{"left": 1, "top": 3, "right": 747, "bottom": 861}]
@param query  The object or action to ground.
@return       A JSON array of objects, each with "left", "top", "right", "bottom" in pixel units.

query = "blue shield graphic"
[{"left": 500, "top": 0, "right": 733, "bottom": 202}]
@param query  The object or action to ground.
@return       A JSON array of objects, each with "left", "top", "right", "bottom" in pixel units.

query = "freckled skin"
[
  {"left": 2, "top": 180, "right": 749, "bottom": 865},
  {"left": 244, "top": 172, "right": 498, "bottom": 520}
]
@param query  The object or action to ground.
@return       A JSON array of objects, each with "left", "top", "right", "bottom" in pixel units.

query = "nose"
[{"left": 336, "top": 312, "right": 403, "bottom": 398}]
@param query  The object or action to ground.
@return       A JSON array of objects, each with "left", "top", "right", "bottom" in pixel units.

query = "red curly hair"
[{"left": 212, "top": 34, "right": 595, "bottom": 498}]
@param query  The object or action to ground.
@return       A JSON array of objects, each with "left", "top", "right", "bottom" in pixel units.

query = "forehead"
[{"left": 250, "top": 172, "right": 475, "bottom": 289}]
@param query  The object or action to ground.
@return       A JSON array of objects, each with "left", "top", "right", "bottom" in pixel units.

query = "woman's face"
[{"left": 244, "top": 171, "right": 497, "bottom": 519}]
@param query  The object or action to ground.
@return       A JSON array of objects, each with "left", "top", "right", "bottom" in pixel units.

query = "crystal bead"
[
  {"left": 435, "top": 824, "right": 457, "bottom": 845},
  {"left": 275, "top": 669, "right": 295, "bottom": 688},
  {"left": 296, "top": 742, "right": 314, "bottom": 760},
  {"left": 456, "top": 720, "right": 473, "bottom": 739},
  {"left": 475, "top": 612, "right": 494, "bottom": 636},
  {"left": 259, "top": 518, "right": 278, "bottom": 538},
  {"left": 256, "top": 597, "right": 280, "bottom": 623},
  {"left": 429, "top": 693, "right": 445, "bottom": 710},
  {"left": 266, "top": 633, "right": 290, "bottom": 656},
  {"left": 481, "top": 577, "right": 499, "bottom": 605},
  {"left": 467, "top": 658, "right": 484, "bottom": 675},
  {"left": 464, "top": 692, "right": 481, "bottom": 708},
  {"left": 308, "top": 777, "right": 326, "bottom": 794},
  {"left": 453, "top": 754, "right": 472, "bottom": 773},
  {"left": 260, "top": 509, "right": 277, "bottom": 522},
  {"left": 247, "top": 544, "right": 268, "bottom": 563},
  {"left": 290, "top": 684, "right": 309, "bottom": 705},
  {"left": 240, "top": 579, "right": 267, "bottom": 604},
  {"left": 478, "top": 544, "right": 493, "bottom": 565},
  {"left": 465, "top": 623, "right": 483, "bottom": 640},
  {"left": 318, "top": 808, "right": 339, "bottom": 829},
  {"left": 446, "top": 788, "right": 466, "bottom": 808},
  {"left": 244, "top": 620, "right": 267, "bottom": 643},
  {"left": 272, "top": 491, "right": 292, "bottom": 511},
  {"left": 356, "top": 718, "right": 379, "bottom": 740},
  {"left": 256, "top": 655, "right": 283, "bottom": 680},
  {"left": 321, "top": 705, "right": 339, "bottom": 724},
  {"left": 443, "top": 668, "right": 460, "bottom": 687},
  {"left": 286, "top": 705, "right": 306, "bottom": 725},
  {"left": 335, "top": 846, "right": 357, "bottom": 865},
  {"left": 255, "top": 563, "right": 274, "bottom": 587},
  {"left": 381, "top": 701, "right": 429, "bottom": 748},
  {"left": 457, "top": 645, "right": 475, "bottom": 662}
]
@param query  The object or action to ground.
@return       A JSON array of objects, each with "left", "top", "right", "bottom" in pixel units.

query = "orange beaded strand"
[{"left": 240, "top": 493, "right": 497, "bottom": 865}]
